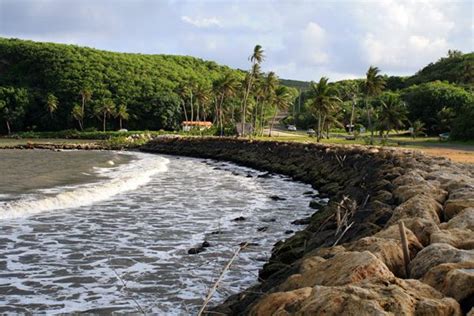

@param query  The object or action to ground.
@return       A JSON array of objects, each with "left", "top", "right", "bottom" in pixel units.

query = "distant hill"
[
  {"left": 406, "top": 52, "right": 474, "bottom": 86},
  {"left": 280, "top": 79, "right": 311, "bottom": 91}
]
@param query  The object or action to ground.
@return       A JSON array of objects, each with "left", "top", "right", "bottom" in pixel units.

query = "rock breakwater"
[{"left": 142, "top": 138, "right": 473, "bottom": 315}]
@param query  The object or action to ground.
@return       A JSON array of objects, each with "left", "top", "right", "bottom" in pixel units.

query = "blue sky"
[{"left": 0, "top": 0, "right": 472, "bottom": 81}]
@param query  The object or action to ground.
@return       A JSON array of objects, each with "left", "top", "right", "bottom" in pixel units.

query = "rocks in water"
[
  {"left": 309, "top": 199, "right": 327, "bottom": 209},
  {"left": 233, "top": 216, "right": 246, "bottom": 222},
  {"left": 409, "top": 243, "right": 474, "bottom": 279},
  {"left": 269, "top": 195, "right": 286, "bottom": 201},
  {"left": 291, "top": 217, "right": 311, "bottom": 225},
  {"left": 202, "top": 241, "right": 211, "bottom": 248},
  {"left": 188, "top": 246, "right": 206, "bottom": 255},
  {"left": 210, "top": 230, "right": 225, "bottom": 235},
  {"left": 284, "top": 230, "right": 294, "bottom": 235},
  {"left": 257, "top": 172, "right": 272, "bottom": 178},
  {"left": 303, "top": 191, "right": 314, "bottom": 195},
  {"left": 257, "top": 226, "right": 268, "bottom": 232},
  {"left": 240, "top": 242, "right": 259, "bottom": 247}
]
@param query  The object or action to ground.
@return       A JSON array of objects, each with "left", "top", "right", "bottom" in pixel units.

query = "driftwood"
[
  {"left": 398, "top": 221, "right": 411, "bottom": 278},
  {"left": 197, "top": 242, "right": 248, "bottom": 316}
]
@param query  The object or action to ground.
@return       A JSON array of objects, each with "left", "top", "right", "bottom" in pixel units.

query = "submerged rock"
[
  {"left": 269, "top": 195, "right": 286, "bottom": 201},
  {"left": 187, "top": 247, "right": 206, "bottom": 255}
]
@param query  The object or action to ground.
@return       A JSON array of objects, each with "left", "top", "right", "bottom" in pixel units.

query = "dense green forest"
[{"left": 0, "top": 38, "right": 473, "bottom": 140}]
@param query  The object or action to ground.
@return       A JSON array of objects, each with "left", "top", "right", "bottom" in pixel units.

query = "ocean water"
[{"left": 0, "top": 150, "right": 319, "bottom": 314}]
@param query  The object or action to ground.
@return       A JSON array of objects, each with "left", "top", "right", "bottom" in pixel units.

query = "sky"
[{"left": 0, "top": 0, "right": 472, "bottom": 81}]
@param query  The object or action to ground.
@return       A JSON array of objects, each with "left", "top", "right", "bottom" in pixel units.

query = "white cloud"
[
  {"left": 356, "top": 0, "right": 458, "bottom": 70},
  {"left": 300, "top": 22, "right": 329, "bottom": 65},
  {"left": 181, "top": 15, "right": 221, "bottom": 28}
]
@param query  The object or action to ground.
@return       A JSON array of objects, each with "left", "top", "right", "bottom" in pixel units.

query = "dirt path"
[{"left": 410, "top": 146, "right": 474, "bottom": 164}]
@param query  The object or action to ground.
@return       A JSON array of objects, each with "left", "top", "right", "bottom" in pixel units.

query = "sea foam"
[{"left": 0, "top": 152, "right": 169, "bottom": 219}]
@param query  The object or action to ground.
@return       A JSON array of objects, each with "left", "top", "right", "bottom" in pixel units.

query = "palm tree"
[
  {"left": 308, "top": 77, "right": 342, "bottom": 142},
  {"left": 411, "top": 120, "right": 427, "bottom": 139},
  {"left": 376, "top": 94, "right": 407, "bottom": 137},
  {"left": 175, "top": 84, "right": 189, "bottom": 122},
  {"left": 195, "top": 83, "right": 211, "bottom": 122},
  {"left": 94, "top": 99, "right": 116, "bottom": 131},
  {"left": 80, "top": 88, "right": 92, "bottom": 128},
  {"left": 260, "top": 72, "right": 278, "bottom": 135},
  {"left": 71, "top": 104, "right": 84, "bottom": 130},
  {"left": 365, "top": 66, "right": 386, "bottom": 144},
  {"left": 115, "top": 104, "right": 129, "bottom": 130},
  {"left": 214, "top": 73, "right": 238, "bottom": 136},
  {"left": 46, "top": 93, "right": 58, "bottom": 118},
  {"left": 269, "top": 86, "right": 292, "bottom": 136},
  {"left": 241, "top": 45, "right": 264, "bottom": 136}
]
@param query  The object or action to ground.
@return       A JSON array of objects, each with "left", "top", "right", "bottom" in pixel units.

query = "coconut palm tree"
[
  {"left": 71, "top": 104, "right": 84, "bottom": 130},
  {"left": 80, "top": 88, "right": 92, "bottom": 127},
  {"left": 376, "top": 94, "right": 407, "bottom": 137},
  {"left": 115, "top": 104, "right": 129, "bottom": 130},
  {"left": 309, "top": 77, "right": 342, "bottom": 142},
  {"left": 214, "top": 73, "right": 239, "bottom": 135},
  {"left": 268, "top": 86, "right": 292, "bottom": 136},
  {"left": 94, "top": 99, "right": 116, "bottom": 131},
  {"left": 46, "top": 93, "right": 58, "bottom": 118},
  {"left": 195, "top": 83, "right": 211, "bottom": 122},
  {"left": 260, "top": 72, "right": 278, "bottom": 135},
  {"left": 411, "top": 120, "right": 427, "bottom": 139},
  {"left": 365, "top": 66, "right": 386, "bottom": 144},
  {"left": 241, "top": 45, "right": 264, "bottom": 136}
]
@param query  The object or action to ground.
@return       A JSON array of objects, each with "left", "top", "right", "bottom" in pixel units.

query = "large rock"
[
  {"left": 347, "top": 237, "right": 412, "bottom": 277},
  {"left": 279, "top": 251, "right": 394, "bottom": 291},
  {"left": 253, "top": 277, "right": 461, "bottom": 316},
  {"left": 409, "top": 243, "right": 474, "bottom": 279},
  {"left": 430, "top": 228, "right": 474, "bottom": 250},
  {"left": 249, "top": 287, "right": 312, "bottom": 316},
  {"left": 445, "top": 198, "right": 474, "bottom": 220},
  {"left": 402, "top": 217, "right": 440, "bottom": 246},
  {"left": 421, "top": 261, "right": 474, "bottom": 307},
  {"left": 441, "top": 207, "right": 474, "bottom": 231},
  {"left": 393, "top": 183, "right": 447, "bottom": 204},
  {"left": 388, "top": 194, "right": 442, "bottom": 224},
  {"left": 374, "top": 224, "right": 423, "bottom": 256}
]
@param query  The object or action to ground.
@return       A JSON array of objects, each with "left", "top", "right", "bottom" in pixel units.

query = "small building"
[{"left": 182, "top": 121, "right": 213, "bottom": 132}]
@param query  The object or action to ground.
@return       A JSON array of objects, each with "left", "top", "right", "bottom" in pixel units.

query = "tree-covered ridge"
[{"left": 0, "top": 37, "right": 241, "bottom": 131}]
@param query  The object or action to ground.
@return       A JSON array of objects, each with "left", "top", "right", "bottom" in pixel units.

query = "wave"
[{"left": 0, "top": 152, "right": 169, "bottom": 219}]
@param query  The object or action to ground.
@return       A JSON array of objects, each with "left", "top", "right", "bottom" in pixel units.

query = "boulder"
[
  {"left": 279, "top": 251, "right": 394, "bottom": 291},
  {"left": 401, "top": 217, "right": 440, "bottom": 246},
  {"left": 388, "top": 194, "right": 442, "bottom": 225},
  {"left": 393, "top": 183, "right": 447, "bottom": 204},
  {"left": 421, "top": 261, "right": 474, "bottom": 306},
  {"left": 441, "top": 207, "right": 474, "bottom": 231},
  {"left": 347, "top": 237, "right": 411, "bottom": 277},
  {"left": 409, "top": 243, "right": 474, "bottom": 279},
  {"left": 445, "top": 198, "right": 474, "bottom": 221},
  {"left": 249, "top": 287, "right": 312, "bottom": 316},
  {"left": 264, "top": 278, "right": 461, "bottom": 316},
  {"left": 430, "top": 228, "right": 474, "bottom": 250},
  {"left": 374, "top": 224, "right": 423, "bottom": 257}
]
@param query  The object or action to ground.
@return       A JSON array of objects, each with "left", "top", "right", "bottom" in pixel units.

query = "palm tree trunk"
[
  {"left": 196, "top": 101, "right": 200, "bottom": 122},
  {"left": 6, "top": 120, "right": 11, "bottom": 135},
  {"left": 190, "top": 92, "right": 194, "bottom": 122},
  {"left": 260, "top": 102, "right": 265, "bottom": 136},
  {"left": 119, "top": 118, "right": 123, "bottom": 130},
  {"left": 103, "top": 113, "right": 106, "bottom": 132},
  {"left": 241, "top": 74, "right": 254, "bottom": 137},
  {"left": 317, "top": 112, "right": 321, "bottom": 142},
  {"left": 219, "top": 94, "right": 225, "bottom": 136},
  {"left": 78, "top": 119, "right": 83, "bottom": 131},
  {"left": 181, "top": 101, "right": 188, "bottom": 122},
  {"left": 81, "top": 96, "right": 85, "bottom": 128},
  {"left": 269, "top": 107, "right": 278, "bottom": 137},
  {"left": 366, "top": 100, "right": 373, "bottom": 145},
  {"left": 350, "top": 99, "right": 355, "bottom": 133}
]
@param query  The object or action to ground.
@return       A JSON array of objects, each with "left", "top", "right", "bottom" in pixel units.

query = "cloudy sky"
[{"left": 0, "top": 0, "right": 472, "bottom": 81}]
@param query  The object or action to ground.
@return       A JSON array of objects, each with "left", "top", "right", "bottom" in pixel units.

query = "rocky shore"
[
  {"left": 0, "top": 142, "right": 108, "bottom": 150},
  {"left": 142, "top": 137, "right": 474, "bottom": 315}
]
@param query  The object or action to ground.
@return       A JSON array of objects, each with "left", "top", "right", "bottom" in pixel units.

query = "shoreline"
[{"left": 142, "top": 137, "right": 474, "bottom": 315}]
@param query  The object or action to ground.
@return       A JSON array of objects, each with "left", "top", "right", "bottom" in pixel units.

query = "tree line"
[{"left": 0, "top": 38, "right": 472, "bottom": 140}]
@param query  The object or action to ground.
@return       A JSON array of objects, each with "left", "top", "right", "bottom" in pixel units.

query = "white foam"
[{"left": 0, "top": 152, "right": 169, "bottom": 219}]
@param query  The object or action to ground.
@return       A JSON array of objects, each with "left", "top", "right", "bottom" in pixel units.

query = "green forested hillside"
[{"left": 0, "top": 38, "right": 240, "bottom": 132}]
